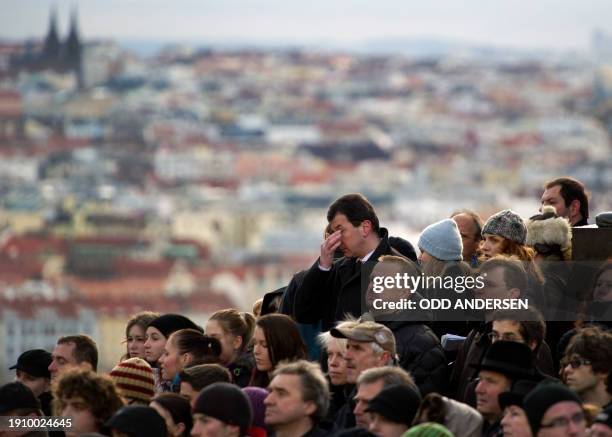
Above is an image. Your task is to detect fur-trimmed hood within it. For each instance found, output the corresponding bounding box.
[526,206,572,250]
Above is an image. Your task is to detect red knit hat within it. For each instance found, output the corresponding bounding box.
[110,358,155,403]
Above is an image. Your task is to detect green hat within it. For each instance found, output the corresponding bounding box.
[402,423,454,437]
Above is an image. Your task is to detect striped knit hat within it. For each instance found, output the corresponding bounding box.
[110,357,156,403]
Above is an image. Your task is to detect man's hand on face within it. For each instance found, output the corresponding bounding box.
[320,230,342,269]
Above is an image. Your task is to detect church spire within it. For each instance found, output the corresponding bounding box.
[43,6,61,59]
[64,5,83,86]
[64,5,81,60]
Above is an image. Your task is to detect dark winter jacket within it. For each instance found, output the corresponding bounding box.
[384,319,448,396]
[295,228,403,331]
[280,270,307,317]
[333,386,356,430]
[538,260,574,319]
[481,421,503,437]
[228,352,254,388]
[279,270,323,361]
[327,383,349,423]
[450,322,555,405]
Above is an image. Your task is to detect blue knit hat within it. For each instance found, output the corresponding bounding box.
[418,219,463,261]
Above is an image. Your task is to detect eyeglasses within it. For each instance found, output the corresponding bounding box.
[565,358,591,369]
[540,412,585,429]
[488,332,520,342]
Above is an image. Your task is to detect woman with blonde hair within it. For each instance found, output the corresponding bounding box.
[206,308,256,387]
[317,331,348,420]
[417,218,475,337]
[417,219,474,291]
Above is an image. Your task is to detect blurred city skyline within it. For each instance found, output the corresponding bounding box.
[3,0,612,52]
[2,0,612,377]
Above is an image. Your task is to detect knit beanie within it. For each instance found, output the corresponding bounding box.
[105,405,168,437]
[151,393,192,433]
[482,209,527,244]
[147,314,202,339]
[418,219,463,261]
[402,422,454,437]
[110,358,155,403]
[193,382,253,433]
[0,382,41,414]
[242,387,268,428]
[365,384,422,426]
[523,383,582,435]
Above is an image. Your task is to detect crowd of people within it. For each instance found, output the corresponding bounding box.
[1,176,612,437]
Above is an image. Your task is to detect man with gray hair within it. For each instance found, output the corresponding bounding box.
[329,317,398,428]
[353,366,420,430]
[264,360,330,437]
[330,317,397,385]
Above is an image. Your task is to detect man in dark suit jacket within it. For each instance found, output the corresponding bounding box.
[294,193,406,331]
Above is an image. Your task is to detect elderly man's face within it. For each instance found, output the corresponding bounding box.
[344,340,388,384]
[475,370,511,422]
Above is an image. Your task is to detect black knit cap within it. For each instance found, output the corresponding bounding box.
[193,382,253,433]
[523,383,582,434]
[105,405,168,437]
[151,393,193,433]
[365,384,422,426]
[147,314,202,339]
[0,382,41,414]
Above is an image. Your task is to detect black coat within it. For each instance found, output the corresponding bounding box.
[228,352,254,388]
[450,323,556,404]
[385,319,448,396]
[279,270,307,317]
[333,386,357,430]
[295,228,402,331]
[540,261,572,316]
[327,383,349,422]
